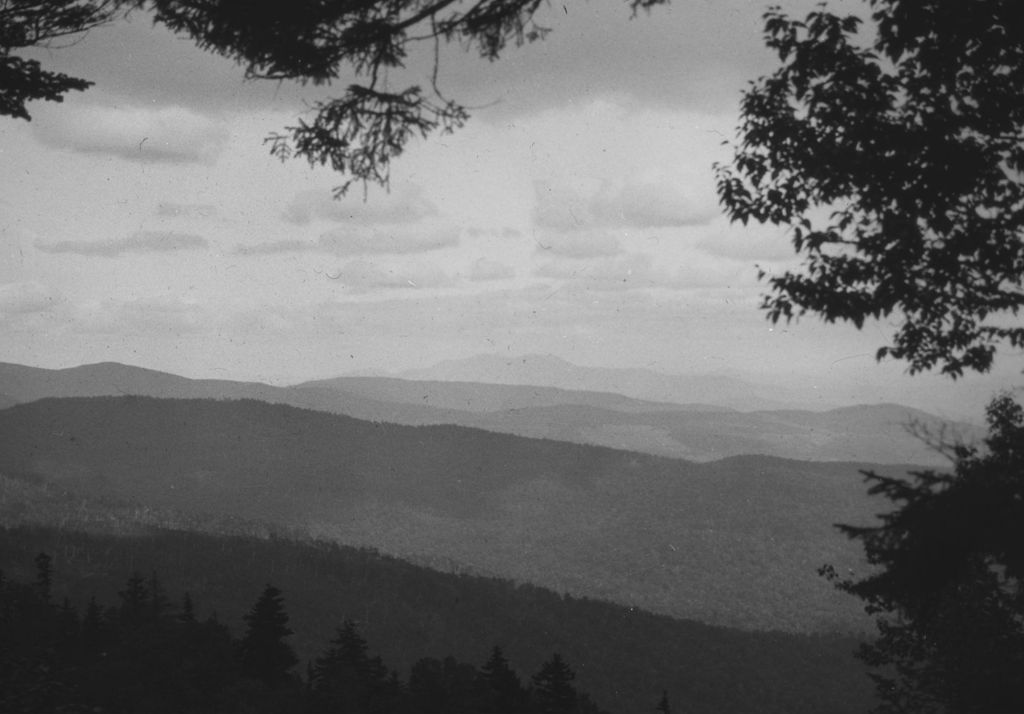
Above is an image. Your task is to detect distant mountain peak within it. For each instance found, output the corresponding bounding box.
[401,352,833,412]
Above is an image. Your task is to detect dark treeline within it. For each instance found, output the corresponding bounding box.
[1,552,612,714]
[0,524,873,714]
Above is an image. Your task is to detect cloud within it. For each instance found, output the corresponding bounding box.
[534,232,622,259]
[283,185,437,225]
[156,203,218,219]
[319,228,459,255]
[0,281,63,316]
[533,182,594,232]
[533,179,716,235]
[592,181,719,228]
[535,252,745,291]
[37,231,208,257]
[33,103,229,164]
[469,258,515,281]
[697,223,796,262]
[331,260,452,292]
[235,228,459,256]
[429,0,789,118]
[234,239,313,256]
[76,297,207,334]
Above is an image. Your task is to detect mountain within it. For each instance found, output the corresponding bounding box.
[0,360,449,424]
[295,375,727,414]
[399,353,833,411]
[295,376,978,466]
[1,362,976,464]
[0,395,903,631]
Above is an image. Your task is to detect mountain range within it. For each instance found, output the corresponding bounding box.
[1,393,901,631]
[399,353,833,411]
[0,360,980,465]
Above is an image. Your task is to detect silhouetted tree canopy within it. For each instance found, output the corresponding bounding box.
[823,394,1024,712]
[532,653,578,714]
[238,584,298,687]
[2,0,668,194]
[717,0,1024,376]
[0,1,119,120]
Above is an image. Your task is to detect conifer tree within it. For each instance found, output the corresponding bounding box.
[824,393,1024,712]
[237,584,298,688]
[34,552,52,604]
[532,653,578,714]
[118,571,149,628]
[311,619,392,713]
[480,645,527,714]
[656,689,672,714]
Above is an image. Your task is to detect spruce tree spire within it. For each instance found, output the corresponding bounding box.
[238,584,297,687]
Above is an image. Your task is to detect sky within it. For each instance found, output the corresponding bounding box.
[1,0,1021,420]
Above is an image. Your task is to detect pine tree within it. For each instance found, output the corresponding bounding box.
[532,653,578,714]
[237,584,297,688]
[118,571,149,628]
[480,646,527,714]
[656,690,672,714]
[34,552,53,605]
[311,619,392,713]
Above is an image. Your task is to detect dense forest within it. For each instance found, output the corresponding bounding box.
[1,549,612,714]
[0,395,883,630]
[0,523,874,714]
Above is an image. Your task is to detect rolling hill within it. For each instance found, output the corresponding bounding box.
[0,395,905,631]
[1,361,978,465]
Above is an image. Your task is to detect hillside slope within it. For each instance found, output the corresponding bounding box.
[0,523,873,714]
[0,396,906,630]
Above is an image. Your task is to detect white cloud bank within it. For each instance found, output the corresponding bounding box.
[33,102,229,165]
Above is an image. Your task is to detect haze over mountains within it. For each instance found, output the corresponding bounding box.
[0,356,978,632]
[0,359,980,465]
[400,353,833,411]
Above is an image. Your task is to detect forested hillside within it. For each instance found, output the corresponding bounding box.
[0,524,873,714]
[0,396,893,630]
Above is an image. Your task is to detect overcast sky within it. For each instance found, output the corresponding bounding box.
[1,0,1020,418]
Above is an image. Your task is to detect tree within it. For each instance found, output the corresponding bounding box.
[822,394,1024,712]
[237,584,298,688]
[4,0,668,195]
[0,1,120,120]
[33,552,52,604]
[716,0,1024,376]
[479,645,527,713]
[117,570,149,628]
[656,689,672,714]
[310,619,393,713]
[531,653,577,714]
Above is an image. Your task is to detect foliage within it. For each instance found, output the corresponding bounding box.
[716,0,1024,376]
[0,552,625,714]
[0,523,874,714]
[310,619,397,713]
[480,645,528,713]
[0,0,120,119]
[238,584,299,688]
[532,653,578,714]
[823,394,1024,712]
[3,0,669,194]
